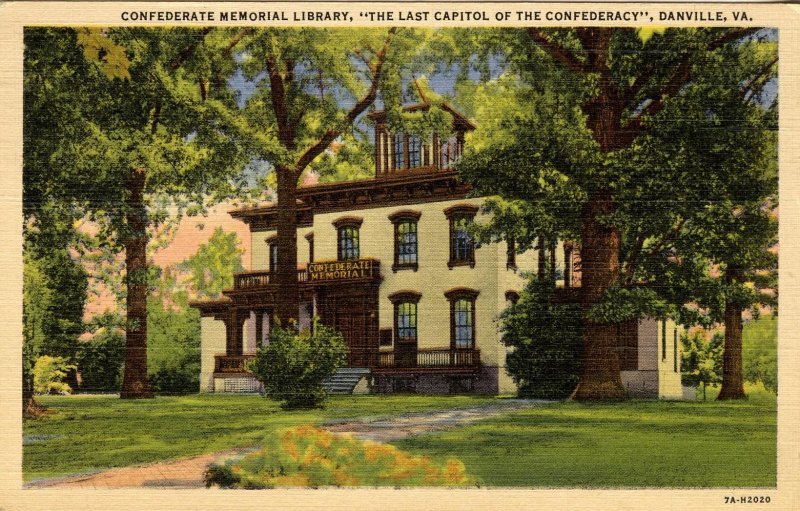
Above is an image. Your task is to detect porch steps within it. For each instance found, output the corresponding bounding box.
[323,367,371,394]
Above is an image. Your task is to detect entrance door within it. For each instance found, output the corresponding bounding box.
[318,286,379,368]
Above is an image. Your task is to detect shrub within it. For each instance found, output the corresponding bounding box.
[77,327,126,392]
[250,321,347,409]
[681,331,723,401]
[32,355,76,395]
[149,366,200,395]
[500,278,583,399]
[204,425,472,488]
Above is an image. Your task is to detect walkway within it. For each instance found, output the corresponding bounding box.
[25,399,549,489]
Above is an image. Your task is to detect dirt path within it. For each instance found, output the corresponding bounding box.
[25,399,548,489]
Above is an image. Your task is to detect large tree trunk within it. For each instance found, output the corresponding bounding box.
[22,364,45,418]
[573,189,626,400]
[120,168,154,399]
[572,80,627,400]
[273,168,300,326]
[718,268,746,400]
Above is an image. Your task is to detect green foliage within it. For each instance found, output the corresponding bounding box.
[394,397,776,487]
[178,227,244,299]
[23,246,87,362]
[33,356,76,395]
[204,425,471,488]
[680,331,723,400]
[450,28,778,331]
[146,295,201,395]
[77,325,126,392]
[23,394,496,481]
[250,321,347,409]
[500,278,582,399]
[743,316,777,392]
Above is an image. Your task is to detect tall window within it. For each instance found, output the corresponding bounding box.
[333,217,362,261]
[266,236,278,272]
[396,302,417,340]
[673,328,678,372]
[389,211,421,272]
[269,243,278,272]
[408,136,422,168]
[393,134,405,170]
[445,205,478,269]
[506,237,517,270]
[445,288,478,349]
[389,291,422,346]
[305,232,314,263]
[440,135,463,169]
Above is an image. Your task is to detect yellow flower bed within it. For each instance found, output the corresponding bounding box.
[204,425,471,488]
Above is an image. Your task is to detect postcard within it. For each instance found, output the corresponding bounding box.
[1,2,797,510]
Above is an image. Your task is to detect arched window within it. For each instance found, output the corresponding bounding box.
[333,217,363,261]
[505,290,520,305]
[445,288,479,349]
[389,210,422,272]
[388,291,422,346]
[444,205,479,268]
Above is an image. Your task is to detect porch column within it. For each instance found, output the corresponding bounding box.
[225,309,247,356]
[255,310,264,346]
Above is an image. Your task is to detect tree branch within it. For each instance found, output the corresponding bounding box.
[293,27,397,175]
[527,28,587,75]
[622,27,762,136]
[646,217,687,258]
[741,56,778,102]
[623,231,647,285]
[169,28,213,71]
[266,55,295,149]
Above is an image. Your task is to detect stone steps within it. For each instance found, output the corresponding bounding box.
[323,367,370,395]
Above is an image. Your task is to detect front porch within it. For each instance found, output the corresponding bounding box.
[211,346,482,378]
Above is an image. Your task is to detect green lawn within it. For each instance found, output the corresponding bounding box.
[23,393,495,481]
[393,386,777,488]
[24,389,777,487]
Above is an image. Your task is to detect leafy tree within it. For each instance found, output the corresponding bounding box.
[250,321,347,409]
[146,295,201,395]
[23,222,87,415]
[32,356,77,395]
[450,27,776,399]
[178,227,244,299]
[742,316,777,393]
[681,331,723,401]
[229,28,427,324]
[24,27,247,398]
[77,325,126,392]
[500,277,582,399]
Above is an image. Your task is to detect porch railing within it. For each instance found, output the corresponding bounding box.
[214,354,256,374]
[233,269,307,290]
[377,348,480,369]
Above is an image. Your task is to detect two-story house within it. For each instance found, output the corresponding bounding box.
[191,102,683,398]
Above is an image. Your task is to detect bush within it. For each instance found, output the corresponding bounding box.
[204,425,472,488]
[500,278,583,399]
[77,327,126,392]
[743,316,777,393]
[250,321,347,409]
[32,355,76,395]
[147,297,201,395]
[681,331,723,400]
[149,366,199,395]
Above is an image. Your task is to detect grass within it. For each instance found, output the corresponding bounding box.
[24,387,777,487]
[392,384,777,488]
[23,393,495,481]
